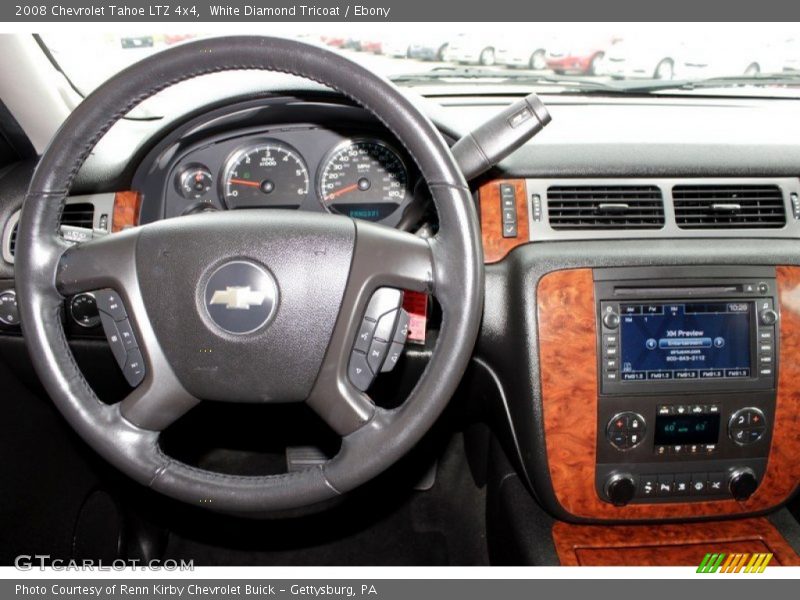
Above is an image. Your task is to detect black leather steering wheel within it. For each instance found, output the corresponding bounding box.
[14,37,483,514]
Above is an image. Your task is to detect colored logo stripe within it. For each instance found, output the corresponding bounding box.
[697,552,773,573]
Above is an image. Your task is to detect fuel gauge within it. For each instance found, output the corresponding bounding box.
[177,165,213,199]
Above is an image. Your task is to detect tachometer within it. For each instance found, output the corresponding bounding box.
[318,140,409,222]
[222,142,309,209]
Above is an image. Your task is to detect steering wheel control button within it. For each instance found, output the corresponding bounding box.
[69,293,101,328]
[122,348,146,387]
[381,341,405,373]
[203,261,279,335]
[95,289,127,321]
[354,319,376,353]
[116,319,137,350]
[606,412,646,450]
[393,310,410,343]
[729,407,767,446]
[100,312,128,367]
[0,290,20,326]
[373,309,400,342]
[367,339,389,373]
[348,351,373,392]
[364,287,403,322]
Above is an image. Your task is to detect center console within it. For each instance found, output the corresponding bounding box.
[593,267,778,506]
[536,264,800,522]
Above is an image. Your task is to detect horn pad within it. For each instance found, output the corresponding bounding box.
[135,210,355,403]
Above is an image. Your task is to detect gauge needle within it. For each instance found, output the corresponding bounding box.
[228,178,261,188]
[325,183,359,201]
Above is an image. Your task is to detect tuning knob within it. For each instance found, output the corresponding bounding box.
[605,473,636,506]
[729,468,759,501]
[759,309,778,326]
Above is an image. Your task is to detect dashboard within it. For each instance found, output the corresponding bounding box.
[3,89,800,529]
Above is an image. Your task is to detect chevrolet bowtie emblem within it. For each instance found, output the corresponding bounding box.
[209,286,268,310]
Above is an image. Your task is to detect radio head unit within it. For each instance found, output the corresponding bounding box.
[596,272,778,396]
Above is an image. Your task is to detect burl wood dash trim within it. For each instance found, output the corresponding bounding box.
[553,517,800,566]
[478,179,529,263]
[537,267,800,520]
[111,191,142,232]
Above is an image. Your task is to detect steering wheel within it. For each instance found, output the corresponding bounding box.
[14,37,483,514]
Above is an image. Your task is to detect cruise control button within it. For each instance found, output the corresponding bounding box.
[381,341,405,373]
[348,351,373,391]
[122,348,145,387]
[115,319,138,350]
[367,339,389,373]
[364,288,402,322]
[373,309,399,342]
[95,289,127,321]
[354,319,376,353]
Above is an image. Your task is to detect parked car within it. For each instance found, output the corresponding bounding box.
[407,38,449,61]
[381,35,410,58]
[495,39,551,70]
[120,35,153,49]
[546,39,612,75]
[444,33,499,66]
[674,39,784,79]
[360,39,383,54]
[600,36,678,79]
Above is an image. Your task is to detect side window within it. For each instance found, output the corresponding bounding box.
[0,100,36,169]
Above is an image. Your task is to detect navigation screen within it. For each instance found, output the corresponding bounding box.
[619,302,752,382]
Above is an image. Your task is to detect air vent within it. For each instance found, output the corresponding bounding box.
[60,203,95,229]
[547,185,664,230]
[673,185,786,229]
[8,203,95,257]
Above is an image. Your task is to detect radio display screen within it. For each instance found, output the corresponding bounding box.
[619,302,752,382]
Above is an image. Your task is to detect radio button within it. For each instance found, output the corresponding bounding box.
[758,282,770,295]
[759,367,773,376]
[603,334,618,346]
[606,359,618,370]
[759,355,773,364]
[759,308,778,326]
[602,311,620,329]
[758,329,773,341]
[604,371,618,382]
[605,346,618,357]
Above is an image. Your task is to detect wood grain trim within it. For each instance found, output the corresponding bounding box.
[537,267,800,520]
[553,517,800,566]
[111,191,142,232]
[478,179,529,263]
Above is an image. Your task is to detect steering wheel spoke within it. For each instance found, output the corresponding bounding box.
[57,232,200,431]
[306,222,434,437]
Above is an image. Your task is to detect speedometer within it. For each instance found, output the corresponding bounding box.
[318,140,409,222]
[221,142,309,209]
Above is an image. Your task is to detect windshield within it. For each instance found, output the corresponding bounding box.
[40,22,800,110]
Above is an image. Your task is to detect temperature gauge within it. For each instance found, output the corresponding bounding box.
[177,166,213,199]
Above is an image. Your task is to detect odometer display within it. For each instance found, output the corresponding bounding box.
[222,142,309,209]
[318,140,409,222]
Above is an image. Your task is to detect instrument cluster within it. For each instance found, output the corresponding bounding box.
[163,125,417,228]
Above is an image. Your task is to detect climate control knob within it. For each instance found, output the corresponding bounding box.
[728,468,759,501]
[605,474,636,506]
